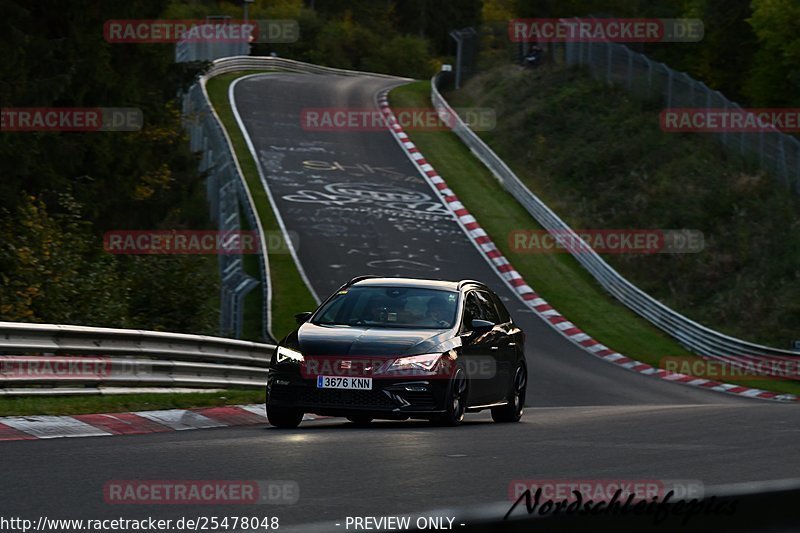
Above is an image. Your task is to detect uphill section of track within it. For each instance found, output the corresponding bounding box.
[231,72,749,407]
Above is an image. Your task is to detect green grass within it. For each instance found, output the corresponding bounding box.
[206,71,317,341]
[0,389,265,417]
[389,80,800,397]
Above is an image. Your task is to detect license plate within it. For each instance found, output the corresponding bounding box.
[316,376,372,390]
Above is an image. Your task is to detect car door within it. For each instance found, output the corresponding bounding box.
[473,290,510,403]
[459,291,494,405]
[487,291,518,397]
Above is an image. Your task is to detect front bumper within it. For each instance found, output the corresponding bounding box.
[267,371,449,418]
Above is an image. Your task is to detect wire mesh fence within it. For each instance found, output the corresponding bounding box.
[562,37,800,195]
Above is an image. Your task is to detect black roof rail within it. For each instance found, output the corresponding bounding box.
[457,279,487,290]
[344,275,380,288]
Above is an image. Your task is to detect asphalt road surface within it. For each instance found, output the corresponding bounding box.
[3,72,797,530]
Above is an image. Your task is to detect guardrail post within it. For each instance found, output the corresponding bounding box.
[796,142,800,194]
[450,30,464,90]
[626,47,634,90]
[665,64,673,108]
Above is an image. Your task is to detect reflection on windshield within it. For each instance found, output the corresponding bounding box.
[313,287,458,329]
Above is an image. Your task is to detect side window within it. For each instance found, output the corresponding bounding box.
[489,292,511,323]
[463,292,482,329]
[475,291,500,324]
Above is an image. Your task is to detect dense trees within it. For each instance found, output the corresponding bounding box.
[504,0,799,107]
[167,0,484,77]
[0,0,217,333]
[746,0,800,106]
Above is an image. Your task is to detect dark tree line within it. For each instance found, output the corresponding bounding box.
[509,0,800,106]
[0,0,217,332]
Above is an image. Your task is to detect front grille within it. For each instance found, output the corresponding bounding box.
[298,387,396,408]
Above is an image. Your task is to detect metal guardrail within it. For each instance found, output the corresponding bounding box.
[0,321,275,395]
[431,71,800,362]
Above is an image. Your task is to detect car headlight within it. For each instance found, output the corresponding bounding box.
[384,353,443,374]
[276,346,304,364]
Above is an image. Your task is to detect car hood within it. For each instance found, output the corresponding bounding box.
[291,323,454,357]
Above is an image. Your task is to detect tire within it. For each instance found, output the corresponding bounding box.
[346,415,373,426]
[431,364,468,427]
[492,363,526,423]
[266,405,303,428]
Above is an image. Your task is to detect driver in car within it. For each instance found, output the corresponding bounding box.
[422,296,452,327]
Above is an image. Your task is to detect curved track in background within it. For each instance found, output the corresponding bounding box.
[2,72,798,528]
[227,72,749,408]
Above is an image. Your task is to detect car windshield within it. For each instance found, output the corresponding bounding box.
[313,286,459,329]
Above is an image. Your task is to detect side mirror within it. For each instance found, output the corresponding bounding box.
[295,312,313,325]
[470,319,495,334]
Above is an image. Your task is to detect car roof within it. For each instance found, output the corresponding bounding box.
[348,277,486,292]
